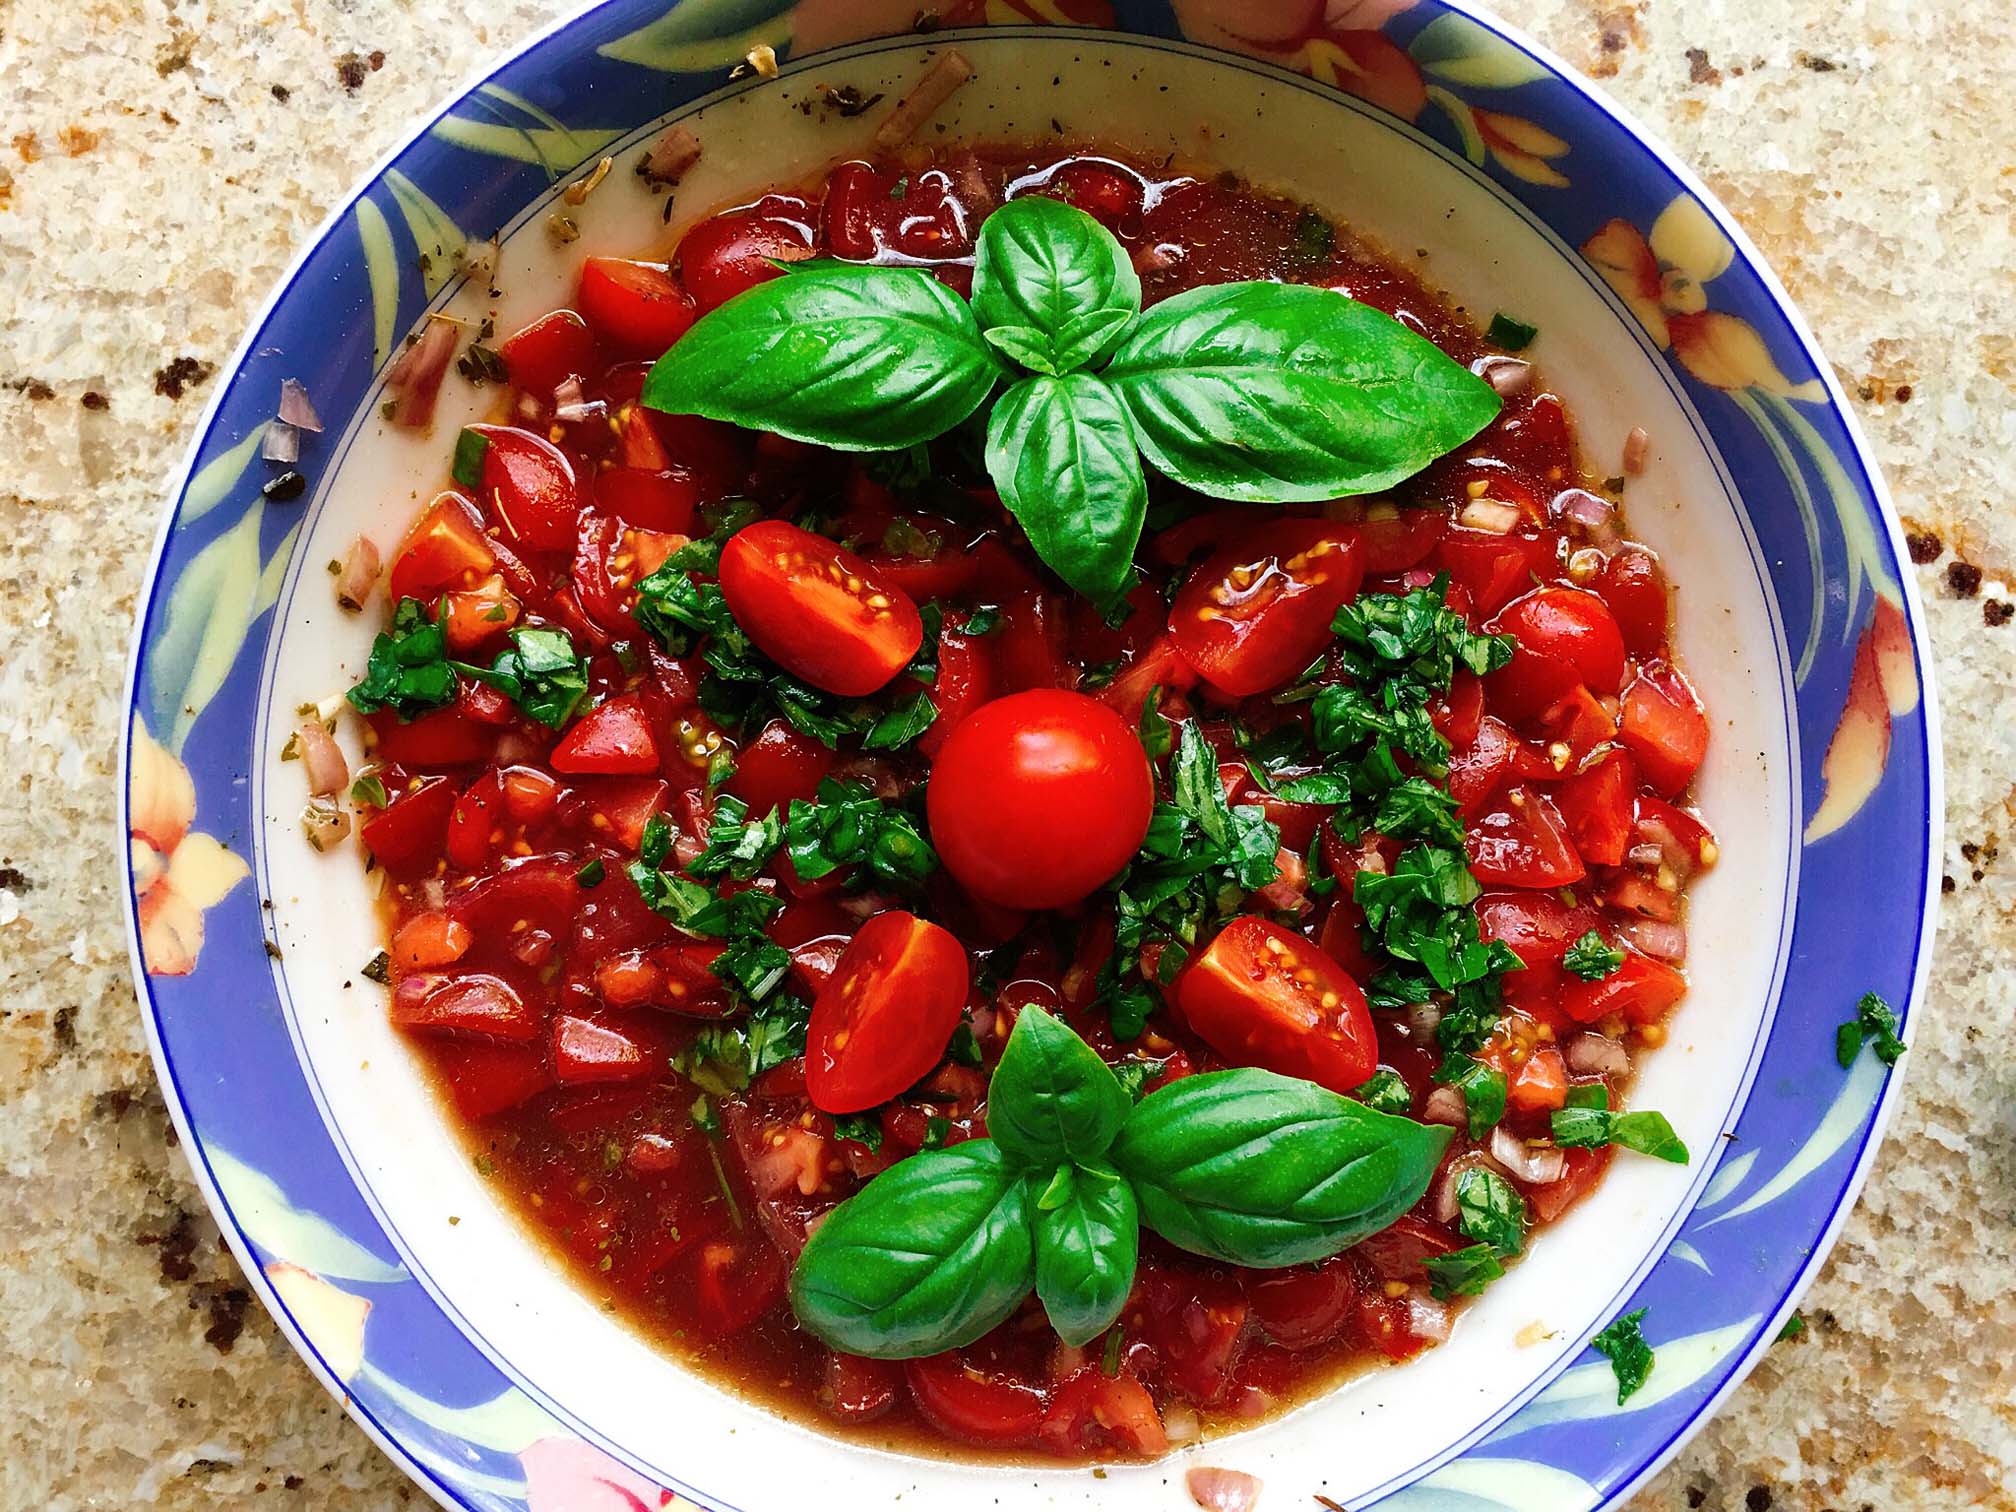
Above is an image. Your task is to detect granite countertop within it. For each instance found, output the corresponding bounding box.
[4,0,2012,1507]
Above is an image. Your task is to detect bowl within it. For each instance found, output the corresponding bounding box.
[122,3,1940,1508]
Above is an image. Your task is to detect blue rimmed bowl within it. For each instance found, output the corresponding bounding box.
[122,3,1939,1508]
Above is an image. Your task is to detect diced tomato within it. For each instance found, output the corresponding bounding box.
[1475,889,1599,971]
[1602,871,1683,922]
[1354,1291,1436,1362]
[446,770,505,870]
[576,775,668,851]
[1170,521,1364,697]
[455,679,516,727]
[1505,1045,1569,1111]
[551,695,660,775]
[593,466,703,535]
[552,1015,652,1083]
[726,719,836,817]
[500,764,562,825]
[1432,526,1559,618]
[388,493,496,603]
[996,590,1072,693]
[499,309,597,396]
[824,163,970,261]
[1435,669,1485,749]
[1596,546,1670,658]
[1540,684,1618,763]
[1635,794,1715,870]
[1466,786,1586,887]
[448,856,582,937]
[718,521,924,697]
[1528,1146,1612,1222]
[1354,507,1449,573]
[806,912,969,1113]
[1447,716,1554,818]
[391,911,472,969]
[1244,1257,1357,1351]
[1039,1369,1167,1459]
[1096,632,1198,723]
[576,257,698,354]
[391,971,541,1042]
[1486,586,1627,721]
[441,572,519,653]
[1025,160,1145,232]
[461,425,583,555]
[1552,747,1637,866]
[916,622,998,759]
[823,1354,900,1425]
[1315,892,1381,982]
[432,1040,554,1119]
[360,775,457,874]
[1258,794,1328,854]
[1619,661,1709,795]
[1352,1214,1462,1282]
[1133,1266,1249,1405]
[1562,949,1686,1025]
[906,1350,1046,1447]
[676,197,817,312]
[694,1238,787,1333]
[1179,919,1377,1093]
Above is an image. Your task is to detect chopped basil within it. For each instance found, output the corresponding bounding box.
[346,597,456,719]
[1836,991,1905,1069]
[1563,930,1625,981]
[1423,1241,1503,1299]
[575,858,606,887]
[1432,1053,1508,1138]
[1590,1307,1653,1402]
[1775,1312,1805,1343]
[960,605,1002,637]
[638,812,674,869]
[862,692,938,751]
[1109,1058,1170,1102]
[833,1112,884,1151]
[1487,311,1540,352]
[1550,1104,1689,1164]
[453,627,588,729]
[349,773,389,809]
[947,1022,984,1068]
[920,1115,952,1150]
[1354,845,1520,1054]
[1351,1068,1414,1116]
[359,951,392,985]
[1454,1167,1526,1257]
[1136,688,1173,760]
[674,995,811,1096]
[684,795,783,882]
[628,861,781,939]
[711,933,792,1002]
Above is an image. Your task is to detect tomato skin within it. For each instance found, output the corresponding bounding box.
[592,466,702,535]
[1179,917,1379,1093]
[1097,632,1199,724]
[1432,526,1559,618]
[389,493,496,603]
[915,621,997,759]
[1552,747,1637,866]
[1475,889,1598,1014]
[467,425,584,554]
[551,695,661,775]
[927,690,1154,911]
[391,971,541,1042]
[1485,586,1627,720]
[1170,521,1365,697]
[1562,949,1686,1026]
[823,1354,900,1425]
[718,521,924,698]
[1039,1369,1166,1458]
[726,718,836,817]
[1133,1265,1249,1405]
[677,197,817,312]
[1244,1256,1357,1351]
[1596,546,1670,658]
[1024,162,1145,233]
[806,912,969,1114]
[1354,507,1448,573]
[499,309,597,396]
[905,1352,1045,1448]
[433,1041,554,1119]
[576,257,698,354]
[1447,715,1554,818]
[1619,661,1709,795]
[996,590,1072,693]
[361,775,457,874]
[694,1238,787,1334]
[1465,785,1587,887]
[552,1015,653,1084]
[446,770,505,870]
[369,706,494,767]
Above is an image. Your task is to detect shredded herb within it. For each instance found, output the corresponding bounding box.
[1110,1058,1170,1102]
[1487,311,1540,352]
[1775,1312,1805,1343]
[684,794,783,882]
[862,692,938,750]
[349,773,389,809]
[1835,991,1905,1069]
[1432,1053,1508,1138]
[1550,1104,1689,1163]
[1563,929,1625,981]
[452,627,589,729]
[359,951,392,985]
[576,858,606,887]
[1454,1167,1526,1257]
[346,597,456,719]
[1424,1242,1503,1299]
[674,996,813,1097]
[1590,1308,1653,1402]
[832,1112,884,1151]
[784,778,937,888]
[1351,1068,1414,1116]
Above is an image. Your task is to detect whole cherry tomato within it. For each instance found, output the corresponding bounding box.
[1179,917,1378,1093]
[718,521,924,697]
[1170,520,1365,697]
[926,690,1154,910]
[805,911,969,1114]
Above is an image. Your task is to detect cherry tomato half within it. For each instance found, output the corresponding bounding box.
[576,257,698,355]
[498,309,597,396]
[905,1351,1045,1448]
[926,690,1154,911]
[463,425,583,554]
[1485,585,1627,721]
[1178,917,1378,1093]
[1170,521,1365,697]
[676,198,817,313]
[718,521,924,697]
[388,492,496,603]
[806,911,969,1114]
[1619,661,1709,795]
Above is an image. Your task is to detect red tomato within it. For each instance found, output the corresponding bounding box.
[361,776,457,874]
[1170,521,1365,697]
[718,521,924,698]
[1024,161,1145,233]
[1096,632,1199,723]
[1528,1146,1612,1222]
[926,690,1154,910]
[1355,507,1448,573]
[1133,1266,1249,1404]
[1039,1369,1167,1458]
[1596,546,1670,657]
[1539,684,1618,763]
[916,622,998,759]
[1316,893,1381,982]
[676,196,817,312]
[1245,1257,1357,1351]
[726,718,836,817]
[440,573,518,653]
[391,972,540,1042]
[576,257,697,354]
[905,1351,1045,1448]
[806,912,969,1113]
[1179,917,1378,1093]
[1466,786,1586,887]
[1353,1214,1463,1283]
[1447,716,1554,818]
[1432,526,1560,617]
[1562,950,1686,1025]
[448,857,582,937]
[1619,662,1709,795]
[498,309,596,396]
[824,163,970,261]
[1475,890,1598,972]
[551,695,660,775]
[996,590,1072,693]
[446,769,505,870]
[432,1041,553,1119]
[391,911,473,970]
[1504,1045,1568,1112]
[592,466,702,535]
[552,1015,652,1084]
[1485,586,1627,720]
[823,1354,900,1425]
[464,425,583,553]
[694,1238,787,1333]
[1552,747,1637,866]
[1436,669,1485,749]
[369,706,493,767]
[388,493,496,603]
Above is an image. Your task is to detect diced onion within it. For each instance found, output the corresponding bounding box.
[261,419,301,464]
[1491,1125,1566,1184]
[1185,1467,1263,1512]
[296,720,349,796]
[279,377,324,432]
[1566,1032,1630,1078]
[1627,842,1666,869]
[1474,355,1533,397]
[383,317,460,430]
[1162,1404,1202,1445]
[874,49,975,149]
[642,124,702,185]
[1404,1292,1453,1344]
[1623,425,1651,476]
[1458,497,1522,535]
[1621,917,1688,962]
[337,536,381,612]
[1554,488,1617,542]
[300,796,351,852]
[1422,1085,1466,1129]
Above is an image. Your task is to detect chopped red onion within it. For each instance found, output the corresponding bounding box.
[1622,917,1688,962]
[261,419,301,464]
[1185,1467,1263,1512]
[296,720,349,797]
[1422,1085,1466,1129]
[1404,1293,1453,1344]
[1434,1149,1508,1222]
[279,377,324,432]
[1162,1403,1201,1444]
[1406,1000,1444,1040]
[552,375,605,424]
[1627,842,1667,869]
[383,318,460,430]
[300,796,351,853]
[875,49,975,149]
[418,878,447,910]
[839,890,894,920]
[1635,810,1697,878]
[1566,1033,1630,1078]
[1491,1125,1566,1184]
[642,125,702,186]
[337,536,381,612]
[1623,425,1651,476]
[1474,355,1533,397]
[1554,487,1616,534]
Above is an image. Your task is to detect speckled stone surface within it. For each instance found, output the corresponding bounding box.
[2,1,2011,1508]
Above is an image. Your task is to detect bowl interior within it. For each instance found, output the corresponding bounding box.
[254,30,1793,1508]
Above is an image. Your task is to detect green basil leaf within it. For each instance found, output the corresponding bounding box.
[1432,1053,1508,1139]
[984,324,1063,376]
[861,692,937,751]
[1424,1241,1503,1299]
[1550,1106,1690,1164]
[450,427,489,490]
[1591,1307,1654,1402]
[789,1140,1034,1359]
[987,1005,1133,1169]
[971,195,1141,371]
[1454,1167,1526,1257]
[1103,282,1500,501]
[1563,929,1625,981]
[985,372,1147,600]
[1033,1160,1139,1347]
[1110,1067,1451,1267]
[643,262,999,451]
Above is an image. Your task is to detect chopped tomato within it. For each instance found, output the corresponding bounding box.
[552,1015,653,1083]
[694,1238,787,1333]
[391,972,540,1042]
[441,572,519,653]
[1133,1266,1249,1404]
[824,164,970,261]
[1352,1214,1463,1281]
[1245,1257,1357,1351]
[1095,632,1198,722]
[1436,669,1485,749]
[391,911,472,970]
[1528,1146,1612,1222]
[446,769,505,870]
[369,705,494,768]
[576,257,698,354]
[1552,747,1637,866]
[1619,661,1709,795]
[1179,917,1377,1093]
[1039,1369,1167,1459]
[1486,586,1627,720]
[500,764,562,825]
[916,621,997,758]
[1025,160,1145,231]
[1562,950,1686,1025]
[906,1351,1046,1448]
[432,1041,553,1119]
[463,425,583,553]
[1596,546,1670,657]
[823,1354,900,1425]
[676,197,817,312]
[1447,716,1555,817]
[806,912,969,1113]
[725,719,836,817]
[388,493,496,603]
[1466,786,1586,887]
[499,309,597,396]
[551,695,660,775]
[578,775,669,851]
[996,590,1072,693]
[1170,521,1365,697]
[361,775,457,874]
[592,466,703,535]
[718,520,924,697]
[1432,526,1559,617]
[1504,1045,1569,1111]
[1354,507,1449,573]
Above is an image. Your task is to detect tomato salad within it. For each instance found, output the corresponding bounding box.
[326,145,1716,1462]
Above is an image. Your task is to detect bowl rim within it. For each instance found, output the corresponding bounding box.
[119,2,1943,1507]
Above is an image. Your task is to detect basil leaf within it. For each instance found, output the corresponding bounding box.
[862,692,937,751]
[985,324,1061,375]
[987,1005,1132,1169]
[1352,1068,1413,1116]
[971,196,1141,372]
[1432,1053,1508,1139]
[347,597,456,719]
[1033,1161,1139,1347]
[985,372,1147,600]
[1591,1307,1654,1402]
[643,262,999,451]
[1103,282,1500,502]
[789,1140,1035,1359]
[1424,1241,1503,1299]
[1550,1105,1690,1164]
[1563,929,1625,981]
[1110,1067,1451,1267]
[1454,1167,1526,1257]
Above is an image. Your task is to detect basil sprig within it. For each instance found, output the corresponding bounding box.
[645,197,1499,601]
[789,1006,1449,1358]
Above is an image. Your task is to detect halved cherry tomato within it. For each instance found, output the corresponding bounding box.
[823,1354,900,1425]
[1467,786,1586,888]
[1179,917,1378,1093]
[1039,1369,1166,1458]
[1485,586,1627,721]
[432,1041,553,1119]
[446,769,505,869]
[369,706,494,767]
[1596,546,1670,657]
[1436,669,1485,749]
[1552,747,1636,866]
[1022,160,1145,232]
[718,520,924,697]
[1539,684,1618,762]
[725,719,836,818]
[1245,1256,1357,1351]
[996,589,1072,693]
[677,198,818,312]
[390,971,540,1042]
[576,257,698,354]
[1619,661,1709,795]
[1431,526,1560,618]
[1447,716,1555,817]
[499,309,597,396]
[1352,1213,1463,1282]
[463,425,582,553]
[1096,632,1199,723]
[551,695,660,775]
[360,775,457,874]
[1562,949,1686,1026]
[1170,521,1365,697]
[448,857,582,937]
[824,163,970,261]
[806,911,969,1113]
[1132,1265,1249,1404]
[388,492,495,603]
[905,1351,1046,1448]
[694,1237,787,1333]
[927,690,1154,911]
[552,1015,652,1083]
